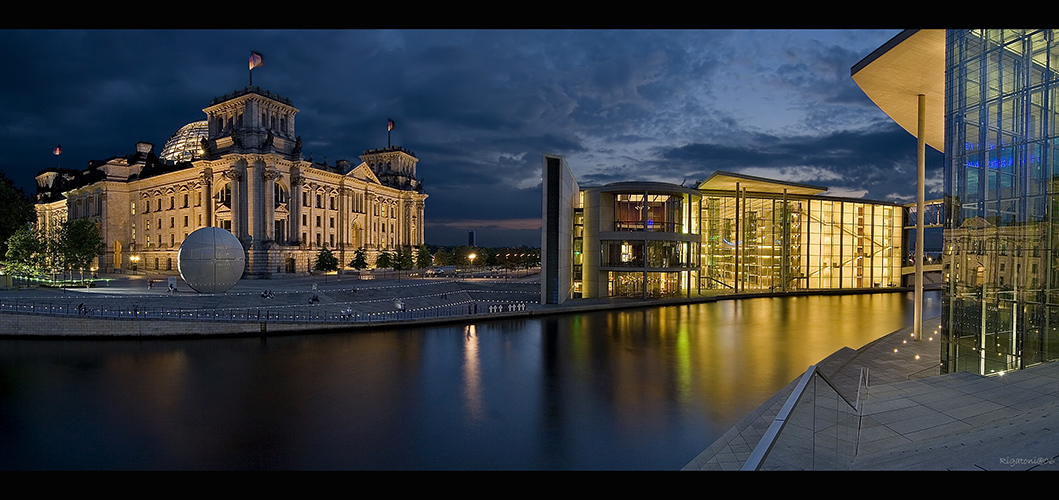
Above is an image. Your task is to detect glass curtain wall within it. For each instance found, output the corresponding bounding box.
[701,193,901,293]
[600,189,701,298]
[943,29,1059,375]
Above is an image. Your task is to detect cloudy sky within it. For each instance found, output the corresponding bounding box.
[0,29,943,247]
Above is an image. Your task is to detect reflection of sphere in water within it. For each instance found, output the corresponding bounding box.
[177,227,245,293]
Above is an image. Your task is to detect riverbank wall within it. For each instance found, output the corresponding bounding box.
[0,282,931,338]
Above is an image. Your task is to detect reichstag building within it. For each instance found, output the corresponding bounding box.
[35,86,427,277]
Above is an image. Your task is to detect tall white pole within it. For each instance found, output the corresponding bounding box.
[916,94,926,342]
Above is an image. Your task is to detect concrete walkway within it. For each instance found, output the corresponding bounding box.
[684,317,1059,470]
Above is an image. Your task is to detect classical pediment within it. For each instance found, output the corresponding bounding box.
[346,162,380,184]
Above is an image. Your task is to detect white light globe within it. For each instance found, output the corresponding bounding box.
[177,227,245,293]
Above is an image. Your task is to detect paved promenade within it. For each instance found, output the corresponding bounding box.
[1,272,916,337]
[684,317,1059,471]
[0,271,547,336]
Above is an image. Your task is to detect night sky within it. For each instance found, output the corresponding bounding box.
[0,29,944,247]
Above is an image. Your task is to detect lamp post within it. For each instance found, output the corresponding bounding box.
[469,253,476,277]
[130,254,140,273]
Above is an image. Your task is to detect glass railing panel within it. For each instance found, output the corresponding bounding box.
[747,366,862,470]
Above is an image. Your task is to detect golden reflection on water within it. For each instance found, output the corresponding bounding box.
[0,291,939,469]
[463,325,483,420]
[559,292,935,428]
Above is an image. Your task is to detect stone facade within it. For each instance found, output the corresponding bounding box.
[35,86,427,277]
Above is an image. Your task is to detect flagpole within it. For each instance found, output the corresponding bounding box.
[248,51,263,87]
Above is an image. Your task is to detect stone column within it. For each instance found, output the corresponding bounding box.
[223,168,243,238]
[246,159,261,243]
[416,201,425,246]
[290,172,303,245]
[338,186,350,265]
[263,168,281,241]
[200,168,213,228]
[366,193,376,248]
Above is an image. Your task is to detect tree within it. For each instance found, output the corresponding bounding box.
[415,245,432,270]
[394,246,414,271]
[314,247,339,273]
[433,248,452,266]
[0,172,35,258]
[375,250,393,269]
[482,248,498,267]
[4,225,46,277]
[454,245,476,268]
[496,247,519,271]
[349,247,368,271]
[57,218,106,283]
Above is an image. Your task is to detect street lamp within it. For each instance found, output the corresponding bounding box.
[130,255,140,273]
[469,253,476,274]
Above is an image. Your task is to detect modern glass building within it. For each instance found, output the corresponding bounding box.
[856,29,1059,375]
[944,30,1059,374]
[578,181,702,299]
[542,155,905,303]
[699,172,903,293]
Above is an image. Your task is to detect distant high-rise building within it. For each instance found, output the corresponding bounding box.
[468,230,476,247]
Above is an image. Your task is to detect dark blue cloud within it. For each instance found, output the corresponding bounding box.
[0,29,906,246]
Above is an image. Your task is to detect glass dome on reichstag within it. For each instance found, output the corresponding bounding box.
[159,120,208,162]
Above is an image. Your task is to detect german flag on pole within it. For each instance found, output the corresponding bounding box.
[249,51,264,70]
[388,118,395,131]
[53,144,62,155]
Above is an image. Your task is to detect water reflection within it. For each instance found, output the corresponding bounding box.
[0,291,939,470]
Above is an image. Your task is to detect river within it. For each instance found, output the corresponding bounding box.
[0,290,940,470]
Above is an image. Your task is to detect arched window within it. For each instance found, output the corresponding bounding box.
[275,182,288,206]
[218,183,232,206]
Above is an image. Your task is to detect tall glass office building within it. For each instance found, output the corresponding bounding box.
[943,29,1059,374]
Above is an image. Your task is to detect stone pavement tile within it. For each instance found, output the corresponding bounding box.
[864,385,919,402]
[854,396,1059,470]
[950,378,1004,395]
[904,419,973,442]
[912,393,986,414]
[883,410,960,436]
[864,402,940,426]
[914,392,984,413]
[939,398,1006,420]
[862,394,921,413]
[1005,393,1058,411]
[982,387,1051,408]
[857,419,914,448]
[706,452,743,471]
[961,406,1023,427]
[1006,374,1059,393]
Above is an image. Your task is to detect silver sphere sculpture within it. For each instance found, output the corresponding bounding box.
[177,227,245,293]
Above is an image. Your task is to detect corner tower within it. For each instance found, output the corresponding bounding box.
[360,146,421,191]
[202,87,302,159]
